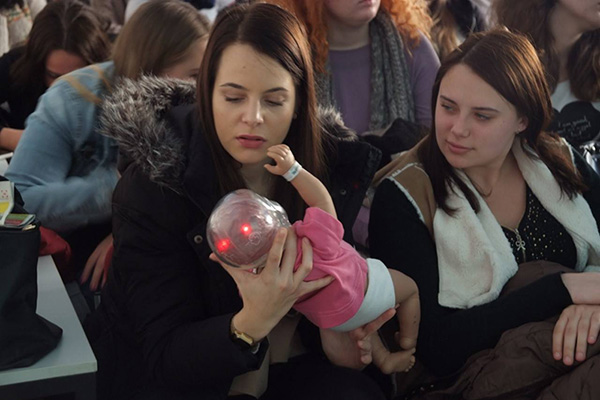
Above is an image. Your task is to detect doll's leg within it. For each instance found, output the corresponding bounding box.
[388,269,420,351]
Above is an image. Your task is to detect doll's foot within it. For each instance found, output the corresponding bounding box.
[404,355,416,372]
[372,334,416,374]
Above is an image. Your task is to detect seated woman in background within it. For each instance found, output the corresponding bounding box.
[0,0,110,151]
[494,0,600,170]
[85,3,395,399]
[370,29,600,391]
[5,0,210,296]
[267,0,440,249]
[270,0,439,134]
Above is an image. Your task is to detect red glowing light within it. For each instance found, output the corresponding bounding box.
[241,223,252,235]
[217,238,231,252]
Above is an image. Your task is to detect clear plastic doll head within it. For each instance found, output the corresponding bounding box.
[207,189,291,269]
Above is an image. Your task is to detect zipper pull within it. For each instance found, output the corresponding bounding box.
[513,228,526,262]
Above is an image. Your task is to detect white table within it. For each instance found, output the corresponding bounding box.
[0,256,97,399]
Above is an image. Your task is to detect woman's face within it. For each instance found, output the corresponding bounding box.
[212,43,296,168]
[554,0,600,33]
[44,49,87,86]
[435,64,527,173]
[324,0,381,28]
[160,37,208,81]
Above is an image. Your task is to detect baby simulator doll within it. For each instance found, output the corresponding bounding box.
[207,144,420,373]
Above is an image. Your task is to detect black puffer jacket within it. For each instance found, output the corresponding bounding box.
[84,76,381,400]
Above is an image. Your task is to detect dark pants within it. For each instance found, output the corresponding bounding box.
[131,355,388,400]
[259,354,387,400]
[87,313,388,400]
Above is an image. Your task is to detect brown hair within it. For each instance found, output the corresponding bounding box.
[265,0,432,73]
[494,0,599,101]
[196,2,324,221]
[112,0,210,79]
[10,0,111,90]
[428,0,459,62]
[419,29,586,214]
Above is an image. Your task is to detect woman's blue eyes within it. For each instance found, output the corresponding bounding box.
[441,104,491,121]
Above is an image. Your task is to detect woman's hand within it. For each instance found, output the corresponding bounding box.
[210,228,333,342]
[553,304,600,365]
[80,233,113,291]
[320,308,396,370]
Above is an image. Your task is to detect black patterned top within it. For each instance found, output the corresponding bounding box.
[502,186,577,268]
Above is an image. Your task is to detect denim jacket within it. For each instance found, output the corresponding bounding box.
[6,61,119,232]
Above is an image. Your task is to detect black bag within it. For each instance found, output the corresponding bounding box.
[0,178,62,371]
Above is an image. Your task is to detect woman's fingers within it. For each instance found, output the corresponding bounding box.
[349,308,397,342]
[298,275,334,298]
[295,238,334,297]
[358,339,372,365]
[263,228,289,277]
[210,253,251,286]
[278,228,297,277]
[553,312,567,361]
[589,311,600,344]
[90,256,104,291]
[562,317,577,365]
[81,246,101,284]
[362,308,397,338]
[575,313,590,362]
[294,238,313,281]
[552,305,600,365]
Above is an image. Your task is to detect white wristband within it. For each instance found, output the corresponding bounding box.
[282,161,302,181]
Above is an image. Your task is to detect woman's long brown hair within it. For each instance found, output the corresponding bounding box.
[494,0,599,102]
[419,29,587,214]
[10,0,110,91]
[196,3,325,221]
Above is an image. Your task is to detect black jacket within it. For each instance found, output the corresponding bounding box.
[84,76,381,399]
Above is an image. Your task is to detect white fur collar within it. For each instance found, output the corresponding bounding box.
[435,139,600,309]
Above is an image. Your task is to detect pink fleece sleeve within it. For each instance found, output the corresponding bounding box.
[292,208,368,329]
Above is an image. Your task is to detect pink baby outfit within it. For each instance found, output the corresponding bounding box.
[292,207,368,329]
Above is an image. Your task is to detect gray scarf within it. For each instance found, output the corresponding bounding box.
[316,10,415,132]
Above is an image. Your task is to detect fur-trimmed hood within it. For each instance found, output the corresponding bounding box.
[99,76,196,188]
[99,75,358,189]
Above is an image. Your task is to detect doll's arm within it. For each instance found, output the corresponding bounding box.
[265,144,336,218]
